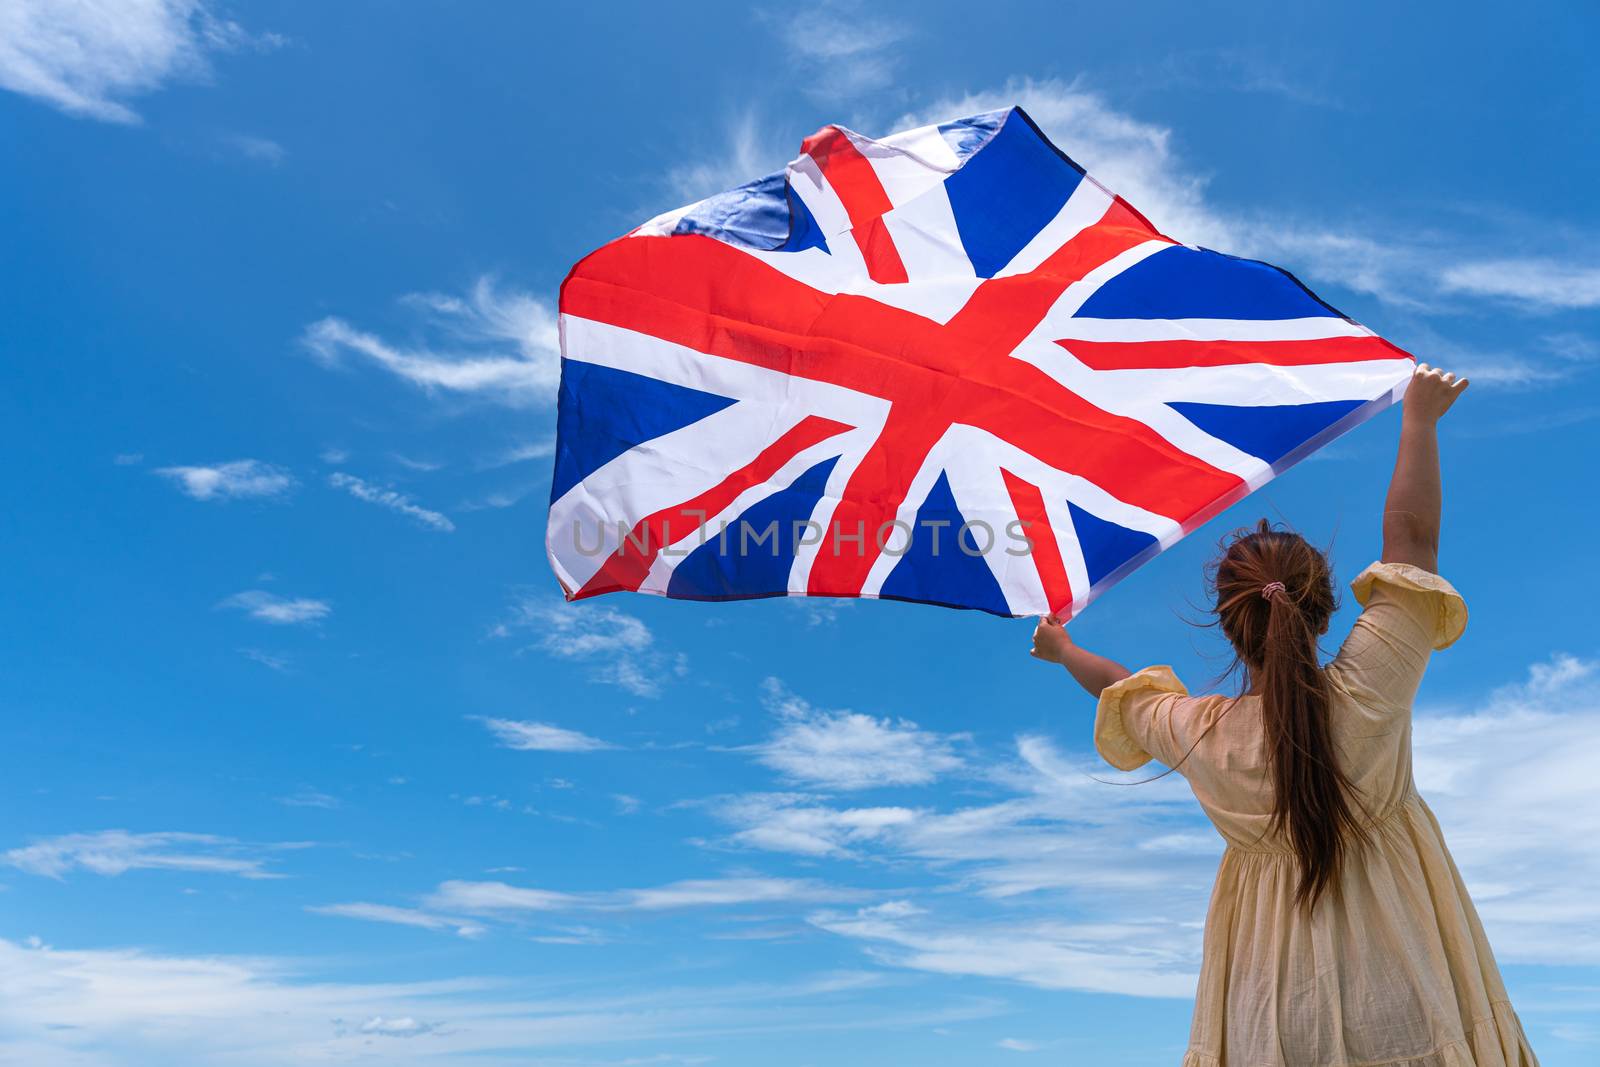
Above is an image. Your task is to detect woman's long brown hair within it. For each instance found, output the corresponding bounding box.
[1210,520,1365,908]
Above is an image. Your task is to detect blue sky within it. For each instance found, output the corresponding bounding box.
[3,1,1599,1063]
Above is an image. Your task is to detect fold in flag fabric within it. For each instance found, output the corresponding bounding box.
[548,106,1414,618]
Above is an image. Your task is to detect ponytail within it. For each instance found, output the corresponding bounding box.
[1211,520,1365,909]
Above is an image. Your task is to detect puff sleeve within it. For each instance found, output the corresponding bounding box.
[1094,665,1190,771]
[1330,562,1468,711]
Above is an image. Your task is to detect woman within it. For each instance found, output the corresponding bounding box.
[1030,364,1538,1067]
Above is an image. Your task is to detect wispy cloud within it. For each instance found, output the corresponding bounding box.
[808,901,1198,998]
[303,276,559,406]
[357,1015,438,1038]
[666,110,787,204]
[421,875,862,918]
[221,132,285,165]
[712,793,921,858]
[218,590,330,625]
[154,459,294,501]
[1412,654,1600,964]
[306,902,485,939]
[4,830,280,880]
[328,472,454,532]
[750,679,966,790]
[767,2,909,103]
[316,875,865,942]
[0,936,988,1064]
[239,647,291,671]
[480,439,554,470]
[1438,258,1600,311]
[277,787,340,810]
[0,0,284,124]
[425,879,582,914]
[476,717,615,752]
[493,596,680,698]
[1541,331,1600,364]
[1142,48,1340,108]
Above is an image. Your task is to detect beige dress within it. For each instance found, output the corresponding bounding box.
[1095,562,1539,1067]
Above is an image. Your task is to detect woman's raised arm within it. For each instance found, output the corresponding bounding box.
[1030,615,1133,697]
[1381,363,1469,573]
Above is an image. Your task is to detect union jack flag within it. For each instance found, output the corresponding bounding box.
[547,107,1412,618]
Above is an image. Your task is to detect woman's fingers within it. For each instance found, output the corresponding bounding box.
[1029,613,1074,664]
[1405,362,1470,419]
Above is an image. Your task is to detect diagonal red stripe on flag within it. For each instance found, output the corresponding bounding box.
[574,414,853,600]
[1000,468,1074,617]
[802,127,909,285]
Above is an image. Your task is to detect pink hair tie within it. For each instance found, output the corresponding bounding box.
[1261,581,1287,601]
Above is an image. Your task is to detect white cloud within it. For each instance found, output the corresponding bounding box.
[998,1037,1041,1052]
[306,903,485,940]
[480,439,554,470]
[622,877,858,911]
[222,132,285,165]
[238,647,290,671]
[809,901,1197,999]
[317,875,865,934]
[424,880,581,914]
[713,793,921,857]
[4,830,278,880]
[0,0,283,123]
[751,679,965,790]
[1541,331,1600,364]
[218,589,330,625]
[666,109,792,204]
[769,2,908,102]
[1438,258,1600,310]
[303,276,559,406]
[493,597,671,698]
[328,472,454,532]
[1143,48,1338,108]
[154,459,293,501]
[536,604,653,658]
[358,1015,437,1037]
[276,787,339,810]
[477,717,614,752]
[0,936,988,1065]
[1412,654,1600,964]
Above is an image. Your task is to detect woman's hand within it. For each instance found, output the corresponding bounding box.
[1029,614,1074,665]
[1403,362,1469,424]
